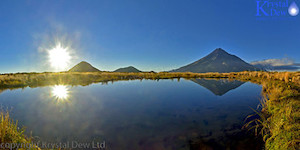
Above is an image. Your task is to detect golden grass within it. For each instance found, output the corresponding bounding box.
[259,81,299,150]
[0,71,299,89]
[0,111,39,150]
[244,78,300,150]
[0,71,299,149]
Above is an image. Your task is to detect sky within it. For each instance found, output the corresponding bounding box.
[0,0,299,73]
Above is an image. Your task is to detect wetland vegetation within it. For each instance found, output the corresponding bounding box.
[0,71,299,149]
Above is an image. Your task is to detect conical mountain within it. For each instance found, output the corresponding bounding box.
[69,61,100,72]
[172,48,259,73]
[114,66,141,73]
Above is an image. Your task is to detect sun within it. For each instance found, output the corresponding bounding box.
[51,85,69,100]
[48,43,71,70]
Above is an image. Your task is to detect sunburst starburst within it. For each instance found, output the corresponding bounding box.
[48,43,71,70]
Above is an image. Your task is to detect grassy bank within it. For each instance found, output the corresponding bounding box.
[0,71,299,149]
[0,71,299,88]
[0,111,38,150]
[260,80,299,149]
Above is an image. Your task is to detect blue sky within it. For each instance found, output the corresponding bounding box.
[0,0,299,73]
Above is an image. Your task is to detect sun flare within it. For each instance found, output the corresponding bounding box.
[51,85,69,100]
[48,43,71,70]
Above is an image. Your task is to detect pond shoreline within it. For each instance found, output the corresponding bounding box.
[0,71,299,149]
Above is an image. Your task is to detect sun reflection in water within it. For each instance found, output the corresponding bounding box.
[51,85,69,100]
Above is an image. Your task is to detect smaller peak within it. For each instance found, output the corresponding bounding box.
[69,61,100,72]
[77,61,94,66]
[79,61,89,64]
[114,66,141,72]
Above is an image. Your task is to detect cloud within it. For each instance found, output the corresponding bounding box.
[251,58,300,71]
[251,58,294,66]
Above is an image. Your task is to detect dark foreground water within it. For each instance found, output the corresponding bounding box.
[0,79,263,149]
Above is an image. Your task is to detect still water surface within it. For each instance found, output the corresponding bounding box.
[0,79,263,149]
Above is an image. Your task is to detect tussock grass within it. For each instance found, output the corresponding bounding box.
[0,71,299,149]
[1,111,26,143]
[0,71,299,89]
[245,80,300,150]
[0,111,38,150]
[261,82,300,150]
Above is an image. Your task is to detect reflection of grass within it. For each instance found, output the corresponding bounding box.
[0,71,299,149]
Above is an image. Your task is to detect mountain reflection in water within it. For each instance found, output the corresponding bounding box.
[0,79,263,150]
[191,78,245,96]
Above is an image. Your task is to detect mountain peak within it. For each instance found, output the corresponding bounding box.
[69,61,100,72]
[171,48,259,73]
[77,61,89,65]
[79,61,88,63]
[114,66,141,73]
[211,48,228,54]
